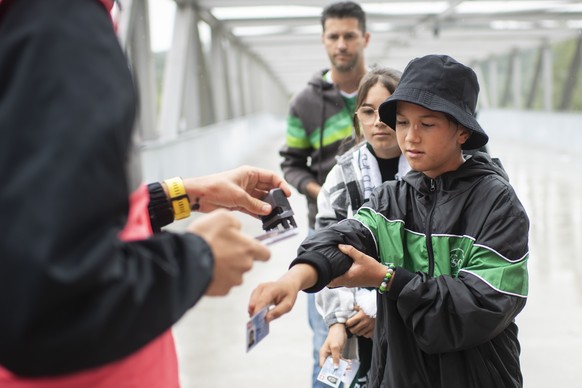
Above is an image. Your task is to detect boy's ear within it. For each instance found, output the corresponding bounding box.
[458,126,471,146]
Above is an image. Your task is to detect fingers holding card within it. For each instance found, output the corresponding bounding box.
[317,357,348,388]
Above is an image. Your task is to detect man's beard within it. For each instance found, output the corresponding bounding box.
[331,52,359,73]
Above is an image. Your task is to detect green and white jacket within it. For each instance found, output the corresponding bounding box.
[292,152,529,388]
[315,142,409,327]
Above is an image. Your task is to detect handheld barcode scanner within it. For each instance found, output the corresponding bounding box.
[256,188,299,245]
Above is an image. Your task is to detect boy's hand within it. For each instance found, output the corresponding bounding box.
[248,263,318,322]
[328,244,385,289]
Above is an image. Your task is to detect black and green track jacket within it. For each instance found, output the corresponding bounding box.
[279,70,355,228]
[291,152,529,387]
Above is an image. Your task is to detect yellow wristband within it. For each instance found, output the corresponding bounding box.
[163,177,191,220]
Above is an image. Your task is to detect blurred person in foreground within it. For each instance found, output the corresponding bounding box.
[0,0,289,387]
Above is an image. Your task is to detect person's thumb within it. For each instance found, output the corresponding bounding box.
[242,195,272,216]
[338,244,361,261]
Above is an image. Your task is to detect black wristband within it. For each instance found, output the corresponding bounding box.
[147,182,174,232]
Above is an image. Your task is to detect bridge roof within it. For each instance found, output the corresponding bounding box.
[194,0,582,95]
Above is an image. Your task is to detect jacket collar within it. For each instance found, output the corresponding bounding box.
[403,151,507,195]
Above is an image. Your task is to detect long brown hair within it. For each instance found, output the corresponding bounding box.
[353,67,402,143]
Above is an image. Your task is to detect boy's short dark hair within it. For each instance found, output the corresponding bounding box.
[321,1,367,33]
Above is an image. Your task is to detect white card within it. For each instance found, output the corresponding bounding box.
[341,359,360,387]
[317,356,348,388]
[255,227,299,245]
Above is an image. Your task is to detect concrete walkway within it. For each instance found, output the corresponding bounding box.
[168,134,313,387]
[166,113,582,387]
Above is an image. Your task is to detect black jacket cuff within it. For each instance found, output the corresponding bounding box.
[386,267,415,301]
[290,251,333,293]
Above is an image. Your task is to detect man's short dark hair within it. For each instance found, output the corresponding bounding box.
[321,1,367,33]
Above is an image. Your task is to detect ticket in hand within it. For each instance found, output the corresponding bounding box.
[246,305,270,353]
[317,356,348,388]
[255,227,299,245]
[341,359,360,387]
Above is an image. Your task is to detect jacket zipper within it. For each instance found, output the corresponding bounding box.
[426,178,437,276]
[317,86,326,184]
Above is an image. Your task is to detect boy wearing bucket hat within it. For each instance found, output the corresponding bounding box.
[249,54,529,387]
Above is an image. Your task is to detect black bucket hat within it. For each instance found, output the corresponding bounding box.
[378,55,488,150]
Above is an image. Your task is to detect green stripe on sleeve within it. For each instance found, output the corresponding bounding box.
[355,208,528,296]
[286,115,310,149]
[308,111,353,149]
[461,246,529,296]
[353,208,414,267]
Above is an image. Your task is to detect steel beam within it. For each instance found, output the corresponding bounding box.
[117,0,158,140]
[559,35,582,111]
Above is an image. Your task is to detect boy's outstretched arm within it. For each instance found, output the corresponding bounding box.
[248,264,318,322]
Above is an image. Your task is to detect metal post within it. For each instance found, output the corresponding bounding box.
[117,0,158,140]
[210,27,233,121]
[158,3,194,138]
[559,35,582,111]
[488,56,498,108]
[542,43,553,111]
[526,45,544,110]
[512,50,522,109]
[473,62,490,111]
